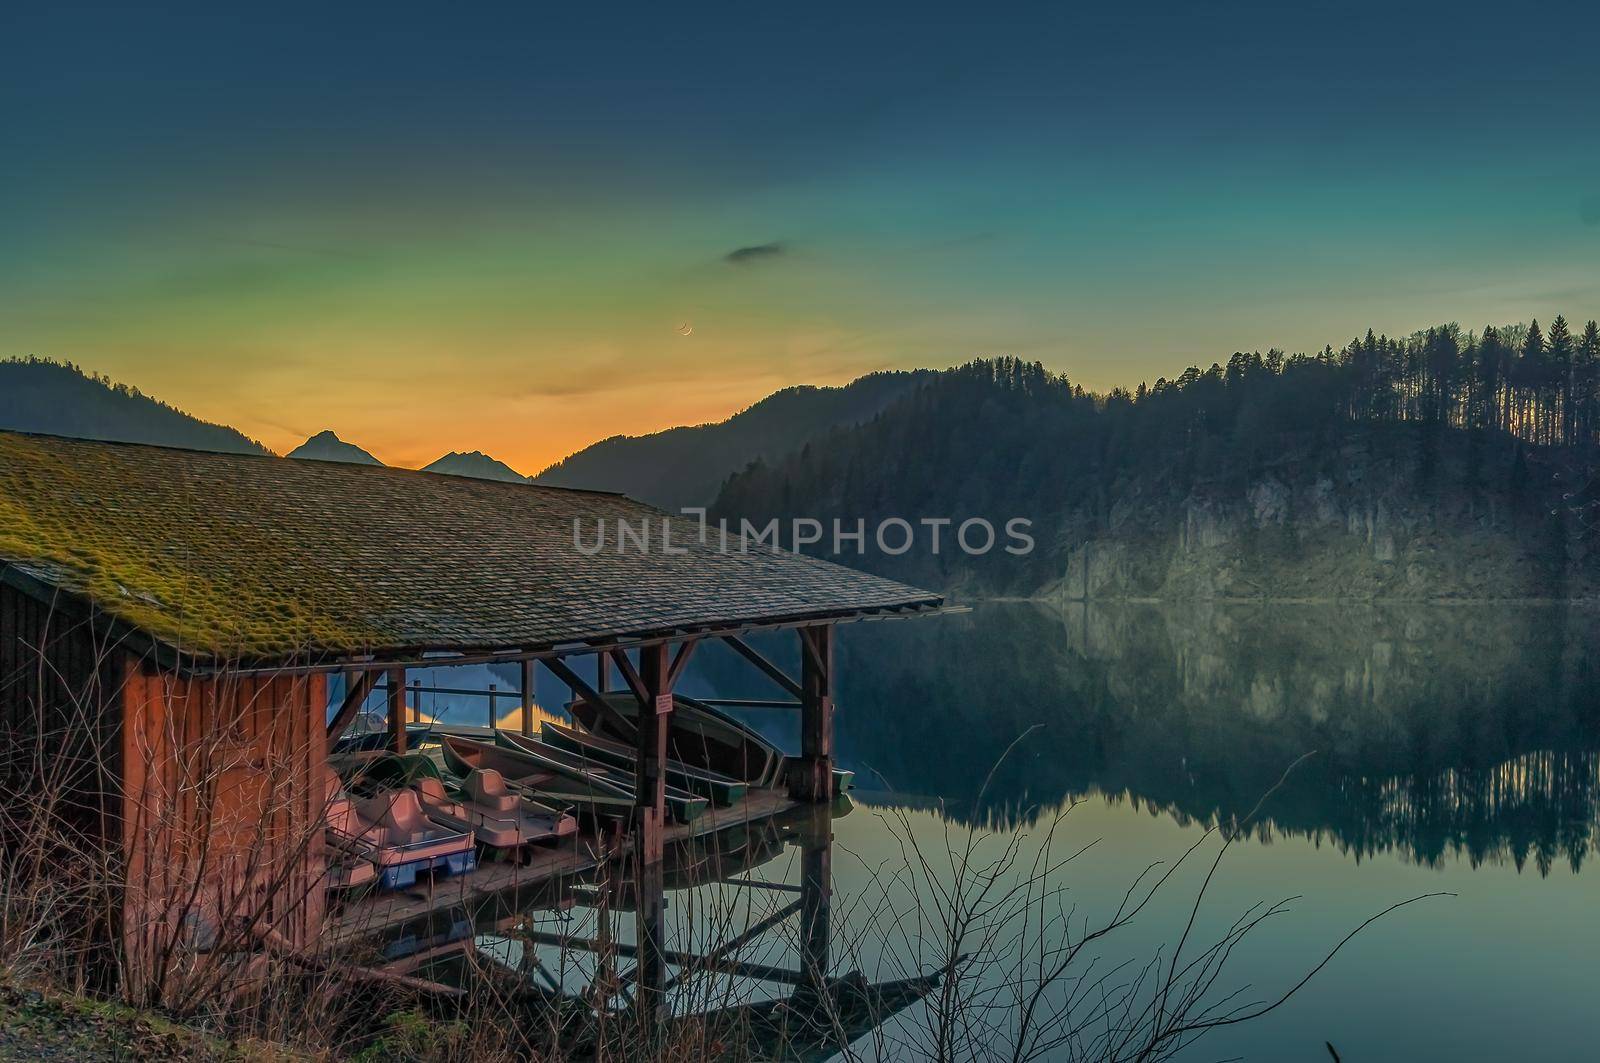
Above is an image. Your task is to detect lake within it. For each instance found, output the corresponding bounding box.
[410,601,1600,1060]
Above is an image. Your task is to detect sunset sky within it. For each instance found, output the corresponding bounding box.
[5,2,1600,471]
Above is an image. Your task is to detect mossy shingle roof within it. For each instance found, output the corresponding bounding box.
[0,431,941,661]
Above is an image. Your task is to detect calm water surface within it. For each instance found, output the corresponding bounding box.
[416,602,1600,1060]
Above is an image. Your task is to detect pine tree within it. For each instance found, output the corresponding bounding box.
[1548,315,1574,445]
[1577,321,1600,446]
[1518,320,1545,440]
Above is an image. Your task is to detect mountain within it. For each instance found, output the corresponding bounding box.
[0,357,269,454]
[287,430,383,465]
[422,450,529,482]
[533,370,931,510]
[712,348,1600,601]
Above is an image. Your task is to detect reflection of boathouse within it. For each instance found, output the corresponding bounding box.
[0,430,943,1009]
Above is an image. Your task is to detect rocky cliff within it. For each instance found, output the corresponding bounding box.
[1046,431,1592,601]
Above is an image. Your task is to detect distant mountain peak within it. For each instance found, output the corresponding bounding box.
[287,430,383,465]
[422,450,529,482]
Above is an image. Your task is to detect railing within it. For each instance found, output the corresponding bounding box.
[374,678,525,730]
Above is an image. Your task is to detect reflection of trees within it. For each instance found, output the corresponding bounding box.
[799,602,1600,873]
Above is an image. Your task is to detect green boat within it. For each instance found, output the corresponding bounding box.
[438,734,637,820]
[536,720,749,807]
[496,729,709,823]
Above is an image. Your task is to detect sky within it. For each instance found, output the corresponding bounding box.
[4,1,1600,471]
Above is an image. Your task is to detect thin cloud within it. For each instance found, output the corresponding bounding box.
[724,242,786,265]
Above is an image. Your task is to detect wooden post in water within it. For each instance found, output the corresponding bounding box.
[386,667,407,754]
[521,659,535,736]
[798,801,833,999]
[633,642,672,1016]
[790,624,835,802]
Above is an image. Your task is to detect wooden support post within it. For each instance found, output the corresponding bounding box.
[521,659,535,736]
[410,678,421,723]
[790,625,835,802]
[597,649,611,694]
[798,801,833,1000]
[488,683,498,730]
[386,667,407,754]
[633,641,672,1016]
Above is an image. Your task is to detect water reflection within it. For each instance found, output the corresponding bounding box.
[395,800,936,1060]
[697,602,1600,873]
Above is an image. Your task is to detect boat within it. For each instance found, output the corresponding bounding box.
[535,720,749,807]
[570,693,780,786]
[495,730,710,823]
[324,770,477,890]
[437,734,638,820]
[322,774,377,890]
[412,772,577,851]
[571,693,854,794]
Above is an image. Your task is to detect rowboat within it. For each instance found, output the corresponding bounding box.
[535,720,748,807]
[437,734,639,821]
[570,693,781,787]
[572,693,855,794]
[496,730,710,823]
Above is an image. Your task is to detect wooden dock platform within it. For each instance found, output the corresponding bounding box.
[325,787,801,951]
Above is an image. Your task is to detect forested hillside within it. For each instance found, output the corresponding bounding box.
[713,321,1600,600]
[0,358,269,454]
[533,370,930,510]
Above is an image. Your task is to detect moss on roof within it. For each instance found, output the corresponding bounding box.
[0,434,391,656]
[0,432,941,661]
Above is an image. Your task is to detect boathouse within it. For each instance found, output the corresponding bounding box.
[0,429,942,997]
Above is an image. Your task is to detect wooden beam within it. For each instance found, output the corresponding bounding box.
[515,930,812,988]
[661,898,801,991]
[541,656,636,741]
[721,635,804,699]
[386,667,407,754]
[327,671,378,740]
[607,647,650,706]
[665,639,699,689]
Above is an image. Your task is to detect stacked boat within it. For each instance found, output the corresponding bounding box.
[323,692,853,893]
[569,693,854,795]
[324,748,578,892]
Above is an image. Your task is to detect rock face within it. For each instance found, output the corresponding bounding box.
[1046,434,1591,601]
[286,430,383,465]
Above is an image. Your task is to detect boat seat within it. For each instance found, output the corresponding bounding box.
[357,789,438,846]
[414,776,452,805]
[324,771,363,836]
[462,768,520,813]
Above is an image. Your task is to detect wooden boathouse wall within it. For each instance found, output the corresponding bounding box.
[2,580,330,983]
[121,667,328,975]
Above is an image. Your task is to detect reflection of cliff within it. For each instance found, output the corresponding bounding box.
[807,602,1600,873]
